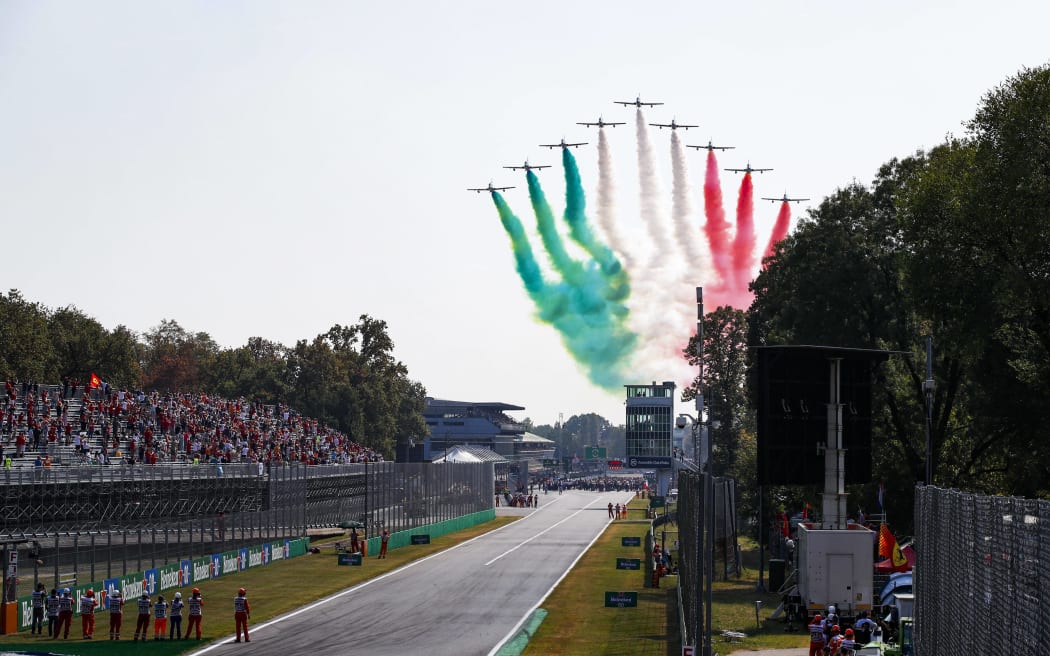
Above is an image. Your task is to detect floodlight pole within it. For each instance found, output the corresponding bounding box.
[695,287,713,656]
[923,336,936,486]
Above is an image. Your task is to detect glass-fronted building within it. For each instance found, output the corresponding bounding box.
[625,381,676,458]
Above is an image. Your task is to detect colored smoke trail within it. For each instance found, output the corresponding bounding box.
[561,147,630,303]
[527,170,585,286]
[763,201,792,262]
[703,150,732,288]
[635,108,671,261]
[492,164,639,390]
[670,131,702,265]
[595,128,633,270]
[730,173,757,300]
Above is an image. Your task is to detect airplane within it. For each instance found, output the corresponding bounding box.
[614,95,663,108]
[725,162,773,174]
[503,160,551,172]
[577,116,626,129]
[687,139,734,152]
[649,118,698,130]
[761,192,810,204]
[467,182,515,194]
[539,138,588,150]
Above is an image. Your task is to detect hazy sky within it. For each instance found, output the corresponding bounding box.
[2,1,1047,427]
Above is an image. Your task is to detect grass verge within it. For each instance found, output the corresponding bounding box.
[523,497,679,656]
[0,516,518,655]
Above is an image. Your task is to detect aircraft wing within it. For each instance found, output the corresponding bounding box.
[751,168,773,173]
[650,122,673,128]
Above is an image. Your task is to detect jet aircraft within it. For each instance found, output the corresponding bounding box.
[467,182,515,194]
[725,162,773,174]
[761,192,809,204]
[649,118,698,130]
[503,160,551,172]
[687,139,734,152]
[577,116,626,128]
[539,138,587,150]
[614,95,663,108]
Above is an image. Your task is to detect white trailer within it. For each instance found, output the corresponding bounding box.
[796,522,874,617]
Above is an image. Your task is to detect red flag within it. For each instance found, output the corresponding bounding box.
[781,513,790,538]
[89,373,101,389]
[878,524,907,566]
[802,503,809,520]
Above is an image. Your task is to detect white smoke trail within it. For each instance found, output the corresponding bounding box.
[627,109,695,387]
[596,128,633,270]
[670,131,702,265]
[635,108,671,262]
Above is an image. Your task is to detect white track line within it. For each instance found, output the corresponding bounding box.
[484,496,605,566]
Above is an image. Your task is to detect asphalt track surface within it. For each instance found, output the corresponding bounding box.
[188,488,636,656]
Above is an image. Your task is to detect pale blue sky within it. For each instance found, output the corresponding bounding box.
[2,1,1047,426]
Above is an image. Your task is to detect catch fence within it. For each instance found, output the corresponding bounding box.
[676,470,739,650]
[914,485,1049,656]
[1,461,493,598]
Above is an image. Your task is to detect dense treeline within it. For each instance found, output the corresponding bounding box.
[688,65,1050,534]
[0,292,426,458]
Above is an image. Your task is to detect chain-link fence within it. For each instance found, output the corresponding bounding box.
[914,485,1049,656]
[1,461,493,598]
[677,470,739,649]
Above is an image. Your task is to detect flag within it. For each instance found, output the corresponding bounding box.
[877,482,885,511]
[878,524,907,567]
[802,503,809,520]
[781,513,790,538]
[89,373,101,389]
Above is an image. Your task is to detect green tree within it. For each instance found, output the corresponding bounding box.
[140,319,219,392]
[0,290,54,382]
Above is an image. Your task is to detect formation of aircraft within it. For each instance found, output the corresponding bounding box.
[725,162,773,174]
[762,192,810,204]
[614,95,663,108]
[503,160,550,172]
[649,118,698,130]
[576,116,625,129]
[687,139,734,152]
[539,138,587,150]
[467,182,515,194]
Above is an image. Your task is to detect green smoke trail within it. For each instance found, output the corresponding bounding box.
[527,170,586,286]
[561,147,631,303]
[490,160,638,391]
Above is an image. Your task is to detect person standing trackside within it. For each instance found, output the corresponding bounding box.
[378,529,389,559]
[184,588,203,640]
[79,589,98,639]
[169,591,184,640]
[133,592,151,641]
[153,594,168,640]
[46,588,59,638]
[233,588,250,643]
[54,588,73,640]
[108,590,124,640]
[30,583,45,634]
[808,614,826,656]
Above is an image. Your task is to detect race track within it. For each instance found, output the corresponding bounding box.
[190,488,636,656]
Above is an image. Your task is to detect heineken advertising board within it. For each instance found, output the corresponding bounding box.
[616,558,641,570]
[621,536,641,547]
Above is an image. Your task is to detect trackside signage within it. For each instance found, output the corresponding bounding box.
[621,537,641,547]
[616,558,641,570]
[604,591,638,607]
[221,551,240,575]
[192,557,213,584]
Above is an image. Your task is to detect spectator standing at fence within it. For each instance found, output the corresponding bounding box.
[108,590,124,640]
[30,583,46,634]
[46,588,59,637]
[185,588,203,640]
[153,594,168,640]
[378,528,389,559]
[808,614,826,656]
[79,589,97,639]
[133,592,151,641]
[168,591,184,639]
[54,588,73,640]
[233,588,250,642]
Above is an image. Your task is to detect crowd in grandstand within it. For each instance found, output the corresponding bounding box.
[3,379,383,467]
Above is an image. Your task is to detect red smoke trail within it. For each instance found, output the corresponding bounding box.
[729,173,756,306]
[703,150,732,288]
[763,201,792,262]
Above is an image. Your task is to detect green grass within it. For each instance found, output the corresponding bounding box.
[0,517,518,655]
[523,497,678,656]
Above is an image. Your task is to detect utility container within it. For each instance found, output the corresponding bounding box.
[796,522,874,616]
